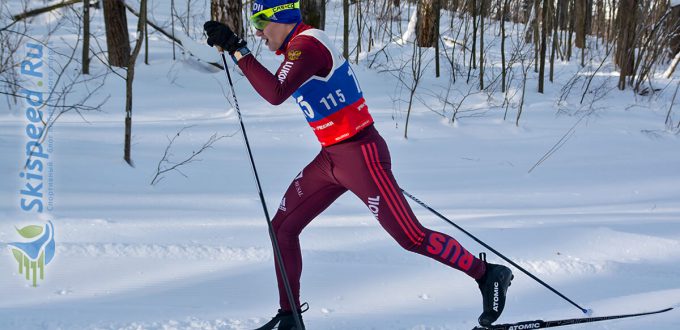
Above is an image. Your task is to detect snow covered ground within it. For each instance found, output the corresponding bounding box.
[1,1,679,329]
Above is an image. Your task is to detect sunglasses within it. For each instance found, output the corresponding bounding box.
[250,1,300,31]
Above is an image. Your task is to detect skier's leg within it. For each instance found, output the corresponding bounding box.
[271,151,347,312]
[329,128,512,325]
[329,132,486,279]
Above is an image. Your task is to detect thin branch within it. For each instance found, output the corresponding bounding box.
[11,0,81,21]
[150,127,234,185]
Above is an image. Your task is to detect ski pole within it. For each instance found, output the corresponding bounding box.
[218,50,304,329]
[401,189,591,315]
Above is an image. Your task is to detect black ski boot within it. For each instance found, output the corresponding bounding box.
[255,303,308,330]
[476,253,513,327]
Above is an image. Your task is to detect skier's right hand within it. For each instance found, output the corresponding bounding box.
[203,21,247,54]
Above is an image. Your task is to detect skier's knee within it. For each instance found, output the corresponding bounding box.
[272,214,284,232]
[273,221,298,249]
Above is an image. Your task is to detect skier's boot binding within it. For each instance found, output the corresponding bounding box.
[255,302,308,330]
[476,253,513,327]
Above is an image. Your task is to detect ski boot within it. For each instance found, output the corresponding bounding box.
[255,303,308,330]
[476,253,513,326]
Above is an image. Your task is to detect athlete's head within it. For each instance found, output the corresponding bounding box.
[250,0,301,52]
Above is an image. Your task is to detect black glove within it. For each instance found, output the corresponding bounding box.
[203,21,247,53]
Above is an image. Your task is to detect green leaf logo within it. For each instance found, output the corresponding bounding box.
[15,225,43,239]
[11,248,23,263]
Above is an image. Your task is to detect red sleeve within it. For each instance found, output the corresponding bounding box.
[237,36,332,105]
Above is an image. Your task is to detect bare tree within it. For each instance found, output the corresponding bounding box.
[82,0,90,74]
[435,0,441,77]
[211,0,243,37]
[301,0,325,29]
[538,0,547,93]
[343,0,349,59]
[615,0,637,90]
[566,0,574,60]
[594,0,605,41]
[632,0,675,93]
[417,0,440,47]
[501,0,508,92]
[403,42,425,139]
[171,0,176,60]
[480,0,485,89]
[355,0,363,63]
[123,2,224,69]
[124,0,147,166]
[0,1,26,108]
[2,1,107,161]
[574,0,586,49]
[549,0,558,82]
[526,0,539,72]
[144,5,149,65]
[380,39,428,139]
[574,0,588,66]
[103,0,130,67]
[471,0,478,72]
[669,4,680,59]
[522,0,532,23]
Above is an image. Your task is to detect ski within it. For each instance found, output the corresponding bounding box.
[472,307,673,330]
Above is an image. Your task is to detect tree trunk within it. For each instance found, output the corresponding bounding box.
[669,5,680,58]
[171,0,176,60]
[82,0,90,74]
[211,0,243,38]
[585,0,593,35]
[501,0,507,92]
[525,0,535,42]
[607,0,616,49]
[522,0,532,23]
[103,0,130,68]
[449,0,460,12]
[538,0,547,93]
[404,43,422,139]
[186,0,191,34]
[532,0,539,72]
[301,0,325,29]
[481,0,491,16]
[392,0,401,20]
[615,0,636,90]
[594,0,604,41]
[479,0,484,89]
[144,14,149,65]
[567,0,574,60]
[558,0,568,29]
[343,0,349,59]
[574,0,586,48]
[550,0,558,82]
[435,0,440,77]
[417,0,439,47]
[124,0,147,166]
[471,0,478,69]
[355,0,362,63]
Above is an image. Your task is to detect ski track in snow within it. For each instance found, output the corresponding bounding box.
[54,243,271,261]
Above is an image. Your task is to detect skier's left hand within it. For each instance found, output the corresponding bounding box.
[203,21,246,54]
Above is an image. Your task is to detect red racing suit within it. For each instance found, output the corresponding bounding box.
[237,23,486,312]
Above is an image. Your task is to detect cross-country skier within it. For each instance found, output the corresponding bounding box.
[204,1,512,329]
